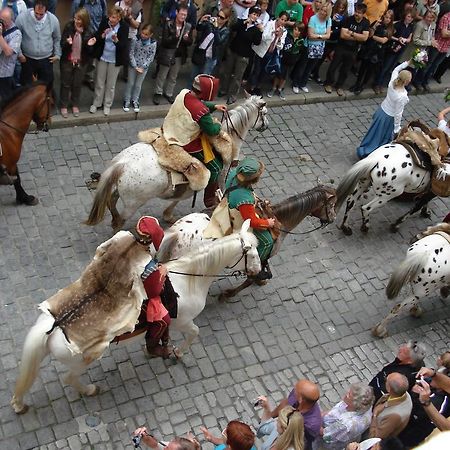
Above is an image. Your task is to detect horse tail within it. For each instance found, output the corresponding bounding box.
[11,313,54,413]
[386,252,428,299]
[84,162,124,226]
[336,158,376,211]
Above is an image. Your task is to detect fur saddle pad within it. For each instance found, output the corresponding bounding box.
[399,141,433,171]
[42,231,148,363]
[434,230,450,244]
[138,127,233,192]
[431,163,450,197]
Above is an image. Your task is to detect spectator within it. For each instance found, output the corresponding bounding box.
[234,0,258,20]
[293,3,331,93]
[311,0,347,84]
[351,9,394,96]
[123,23,156,113]
[302,0,328,27]
[373,7,414,93]
[153,5,193,105]
[365,0,389,24]
[256,402,305,450]
[270,379,322,449]
[275,0,304,28]
[190,8,230,79]
[133,426,200,449]
[253,0,271,26]
[416,0,440,21]
[89,5,129,116]
[438,106,450,136]
[317,383,374,450]
[267,21,305,99]
[219,6,263,105]
[411,9,437,90]
[324,2,370,96]
[414,10,450,91]
[60,7,95,118]
[369,340,426,403]
[433,53,450,83]
[0,6,21,100]
[202,0,237,26]
[201,420,257,450]
[369,372,413,439]
[15,0,61,85]
[162,0,198,28]
[2,0,27,20]
[248,10,289,95]
[115,0,143,81]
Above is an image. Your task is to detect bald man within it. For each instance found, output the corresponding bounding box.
[369,372,413,439]
[271,379,321,449]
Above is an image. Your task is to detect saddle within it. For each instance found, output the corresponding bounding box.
[138,127,233,192]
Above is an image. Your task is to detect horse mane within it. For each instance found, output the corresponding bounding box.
[227,96,263,137]
[0,81,49,113]
[272,185,329,226]
[166,231,256,276]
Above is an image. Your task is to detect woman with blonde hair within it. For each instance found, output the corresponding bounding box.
[356,59,412,159]
[256,397,305,450]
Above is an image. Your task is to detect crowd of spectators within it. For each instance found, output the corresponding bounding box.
[129,340,449,449]
[1,0,450,116]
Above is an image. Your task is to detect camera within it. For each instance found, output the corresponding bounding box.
[132,434,142,448]
[253,398,262,407]
[209,16,217,25]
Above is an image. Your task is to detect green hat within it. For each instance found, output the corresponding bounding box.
[236,157,265,182]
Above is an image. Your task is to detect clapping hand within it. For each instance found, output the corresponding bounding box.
[66,36,73,45]
[87,37,96,46]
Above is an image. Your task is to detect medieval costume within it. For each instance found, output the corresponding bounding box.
[162,74,226,207]
[225,157,274,280]
[136,216,172,359]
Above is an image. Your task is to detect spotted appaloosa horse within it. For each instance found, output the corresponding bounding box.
[336,143,432,235]
[372,224,450,337]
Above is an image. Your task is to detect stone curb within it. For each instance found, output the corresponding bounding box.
[45,84,449,130]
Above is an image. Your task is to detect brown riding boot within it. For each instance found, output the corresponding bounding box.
[146,342,171,359]
[203,181,220,208]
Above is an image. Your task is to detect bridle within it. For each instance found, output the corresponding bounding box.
[167,236,253,279]
[0,93,52,136]
[221,102,268,141]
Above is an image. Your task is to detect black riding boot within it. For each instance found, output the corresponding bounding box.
[256,260,272,281]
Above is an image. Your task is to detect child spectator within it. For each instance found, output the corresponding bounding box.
[267,21,304,98]
[60,7,95,118]
[89,6,129,116]
[123,23,156,113]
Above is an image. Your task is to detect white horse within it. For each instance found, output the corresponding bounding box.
[10,221,260,414]
[336,142,433,235]
[84,96,269,230]
[372,226,450,337]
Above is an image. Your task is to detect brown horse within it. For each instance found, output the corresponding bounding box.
[0,82,53,205]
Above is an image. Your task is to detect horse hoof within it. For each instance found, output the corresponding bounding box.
[86,384,100,396]
[341,226,353,236]
[372,324,388,338]
[390,223,399,233]
[173,347,183,359]
[410,305,423,318]
[16,195,39,206]
[440,286,450,299]
[360,225,369,233]
[90,172,101,181]
[420,209,431,219]
[255,279,268,286]
[13,403,29,415]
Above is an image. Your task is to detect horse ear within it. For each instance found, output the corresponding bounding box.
[241,219,251,234]
[244,89,252,99]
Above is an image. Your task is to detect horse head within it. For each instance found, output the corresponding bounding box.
[239,219,261,277]
[32,83,53,132]
[310,185,338,225]
[249,95,269,132]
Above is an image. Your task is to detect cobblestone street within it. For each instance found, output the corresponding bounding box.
[1,93,450,449]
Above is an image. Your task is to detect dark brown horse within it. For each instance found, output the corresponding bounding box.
[0,82,53,205]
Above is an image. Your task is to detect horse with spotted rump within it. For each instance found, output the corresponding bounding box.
[336,142,432,234]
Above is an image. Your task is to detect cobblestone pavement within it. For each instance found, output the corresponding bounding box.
[1,93,450,450]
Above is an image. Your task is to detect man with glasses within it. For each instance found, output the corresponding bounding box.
[369,340,427,403]
[15,0,61,85]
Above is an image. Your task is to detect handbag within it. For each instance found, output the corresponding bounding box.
[265,51,281,75]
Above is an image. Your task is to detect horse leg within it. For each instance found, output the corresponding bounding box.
[372,294,417,337]
[339,179,370,236]
[360,192,392,233]
[390,192,435,232]
[163,200,180,224]
[109,190,125,232]
[219,278,255,302]
[63,364,99,397]
[409,299,423,318]
[173,322,199,358]
[14,167,38,206]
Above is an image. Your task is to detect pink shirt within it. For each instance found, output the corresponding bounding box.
[436,12,450,53]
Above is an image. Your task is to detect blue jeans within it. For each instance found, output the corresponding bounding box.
[124,66,149,103]
[375,52,400,87]
[190,57,217,86]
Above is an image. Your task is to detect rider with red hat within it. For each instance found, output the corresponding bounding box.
[136,216,172,359]
[162,74,228,208]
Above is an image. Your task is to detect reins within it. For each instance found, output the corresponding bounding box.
[274,221,331,235]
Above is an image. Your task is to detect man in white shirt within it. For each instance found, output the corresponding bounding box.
[438,106,450,137]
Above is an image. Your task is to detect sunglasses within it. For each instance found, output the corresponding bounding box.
[218,14,227,19]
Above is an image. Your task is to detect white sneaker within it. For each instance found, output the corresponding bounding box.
[301,86,309,93]
[103,106,110,116]
[123,101,130,112]
[89,105,97,114]
[266,89,275,98]
[132,101,140,113]
[292,86,300,94]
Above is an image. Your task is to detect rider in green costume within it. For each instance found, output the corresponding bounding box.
[225,157,275,280]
